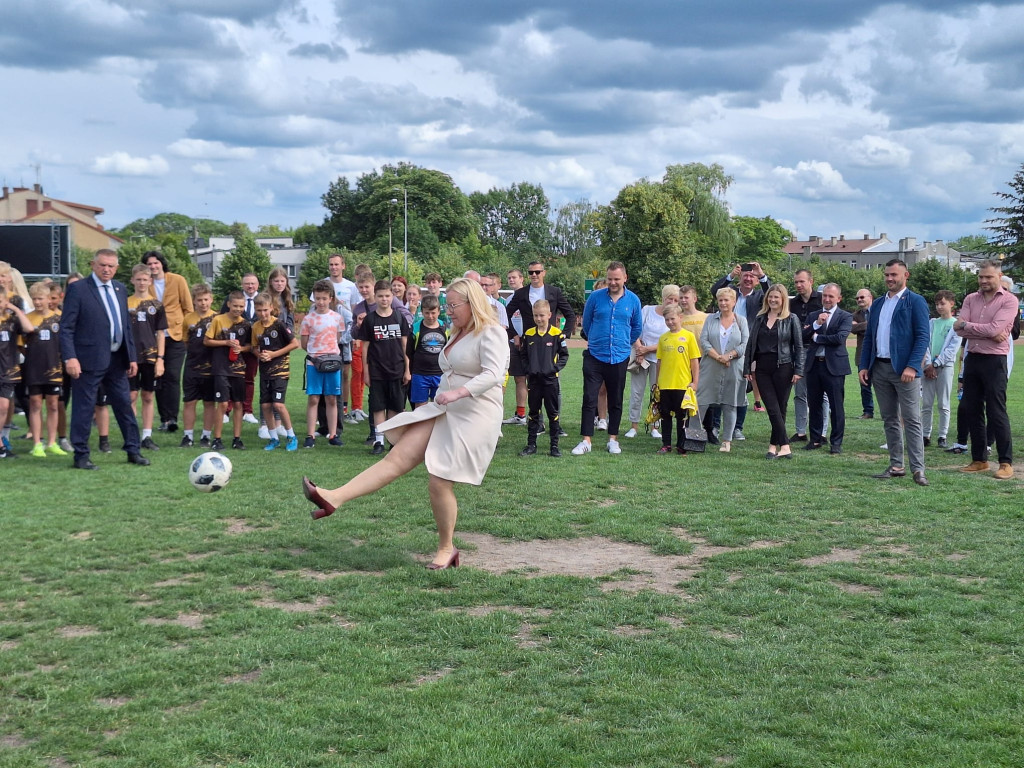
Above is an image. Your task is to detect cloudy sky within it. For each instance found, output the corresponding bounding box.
[3,0,1023,243]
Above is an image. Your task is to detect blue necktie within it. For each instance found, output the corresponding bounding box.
[102,284,122,347]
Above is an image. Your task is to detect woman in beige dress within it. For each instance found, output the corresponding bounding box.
[302,278,509,569]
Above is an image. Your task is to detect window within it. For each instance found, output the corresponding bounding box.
[851,261,858,270]
[286,265,297,278]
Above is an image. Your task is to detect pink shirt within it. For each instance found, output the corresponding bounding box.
[957,288,1018,356]
[300,309,344,356]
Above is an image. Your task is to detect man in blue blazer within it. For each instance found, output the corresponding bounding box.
[858,259,930,485]
[804,283,853,453]
[60,249,149,470]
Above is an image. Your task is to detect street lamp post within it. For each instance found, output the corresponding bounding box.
[393,186,408,273]
[389,198,398,280]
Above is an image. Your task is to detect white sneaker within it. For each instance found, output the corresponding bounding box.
[732,429,746,441]
[222,413,230,424]
[596,418,608,431]
[571,440,592,455]
[257,425,271,440]
[880,443,888,450]
[344,414,358,424]
[607,439,621,454]
[651,428,662,439]
[624,428,638,438]
[502,415,527,425]
[243,413,259,424]
[276,425,288,438]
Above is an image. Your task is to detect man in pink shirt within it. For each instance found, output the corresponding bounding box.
[954,259,1019,479]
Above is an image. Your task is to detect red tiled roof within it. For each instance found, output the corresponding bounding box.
[17,209,125,244]
[783,237,886,255]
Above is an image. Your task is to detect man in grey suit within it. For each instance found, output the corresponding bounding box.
[804,283,853,453]
[60,250,149,470]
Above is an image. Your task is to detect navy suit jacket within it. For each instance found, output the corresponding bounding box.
[805,307,853,376]
[505,284,577,339]
[858,289,930,376]
[710,274,770,328]
[60,276,137,372]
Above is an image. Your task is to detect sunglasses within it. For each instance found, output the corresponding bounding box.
[528,270,543,275]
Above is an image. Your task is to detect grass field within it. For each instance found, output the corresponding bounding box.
[2,348,1023,767]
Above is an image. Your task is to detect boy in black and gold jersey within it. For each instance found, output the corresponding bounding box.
[518,300,569,458]
[24,281,66,457]
[180,283,217,448]
[252,293,300,451]
[127,264,168,451]
[204,291,251,450]
[0,285,34,459]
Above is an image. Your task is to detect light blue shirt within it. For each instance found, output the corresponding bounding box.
[875,287,906,359]
[582,288,643,364]
[91,272,121,350]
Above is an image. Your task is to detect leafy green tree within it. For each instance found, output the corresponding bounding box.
[986,162,1024,271]
[111,213,231,240]
[292,223,321,246]
[255,224,287,238]
[948,234,990,253]
[294,245,335,302]
[212,234,273,304]
[734,215,791,273]
[553,199,601,267]
[469,182,554,260]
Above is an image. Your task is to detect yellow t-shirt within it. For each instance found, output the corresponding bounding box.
[679,311,707,340]
[657,328,701,390]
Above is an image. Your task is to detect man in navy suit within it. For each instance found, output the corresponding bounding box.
[804,283,853,453]
[60,249,150,470]
[859,259,930,485]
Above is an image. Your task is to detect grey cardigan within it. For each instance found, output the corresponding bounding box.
[698,312,749,408]
[743,313,804,376]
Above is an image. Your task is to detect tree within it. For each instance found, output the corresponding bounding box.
[212,234,273,304]
[733,215,791,273]
[292,223,321,247]
[553,199,601,267]
[948,234,989,253]
[986,162,1024,271]
[110,237,202,288]
[111,213,231,240]
[469,182,554,260]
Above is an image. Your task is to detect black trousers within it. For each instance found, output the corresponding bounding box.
[659,388,688,448]
[580,351,627,437]
[527,374,559,443]
[156,337,187,424]
[962,353,1012,464]
[754,354,794,446]
[806,359,846,447]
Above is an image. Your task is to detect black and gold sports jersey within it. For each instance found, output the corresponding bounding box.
[252,317,294,380]
[520,325,569,378]
[0,310,22,384]
[127,296,168,365]
[184,310,216,377]
[23,310,63,386]
[205,313,251,377]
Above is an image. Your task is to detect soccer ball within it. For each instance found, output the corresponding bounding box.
[189,452,233,493]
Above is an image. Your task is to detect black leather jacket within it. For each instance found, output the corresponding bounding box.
[743,314,804,376]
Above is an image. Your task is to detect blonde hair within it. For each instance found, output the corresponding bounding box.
[662,304,682,318]
[661,284,680,302]
[758,284,790,319]
[29,281,51,299]
[445,277,497,334]
[716,287,736,301]
[0,263,31,304]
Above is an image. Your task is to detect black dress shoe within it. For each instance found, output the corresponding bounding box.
[74,458,99,470]
[519,445,537,456]
[913,471,929,486]
[127,453,151,466]
[830,446,843,455]
[804,441,823,450]
[790,433,808,442]
[872,467,906,479]
[859,413,874,420]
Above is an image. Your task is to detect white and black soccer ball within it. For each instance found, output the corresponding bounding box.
[189,452,233,492]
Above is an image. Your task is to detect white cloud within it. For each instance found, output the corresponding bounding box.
[771,161,863,201]
[191,162,220,176]
[254,189,276,207]
[90,152,170,177]
[847,135,911,168]
[169,139,256,160]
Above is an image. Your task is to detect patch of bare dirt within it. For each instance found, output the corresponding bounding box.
[514,622,546,648]
[714,757,736,765]
[1,734,34,748]
[659,616,686,628]
[223,518,257,535]
[95,697,130,708]
[276,568,386,580]
[0,641,19,651]
[56,625,101,638]
[35,664,57,674]
[254,595,332,613]
[69,531,92,540]
[185,552,216,562]
[164,700,205,714]
[331,616,358,629]
[49,758,72,768]
[152,574,201,588]
[832,581,882,597]
[709,629,741,640]
[223,670,261,684]
[141,613,206,629]
[956,577,988,586]
[595,499,616,508]
[456,531,786,596]
[413,667,454,685]
[103,730,119,740]
[946,552,970,562]
[440,605,554,618]
[287,547,308,556]
[797,548,868,566]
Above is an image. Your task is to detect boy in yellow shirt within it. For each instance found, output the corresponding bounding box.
[656,305,701,454]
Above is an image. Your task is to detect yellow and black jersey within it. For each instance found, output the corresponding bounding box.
[127,296,168,366]
[519,325,569,378]
[206,313,250,378]
[252,317,294,380]
[23,310,63,386]
[0,310,22,384]
[184,310,216,376]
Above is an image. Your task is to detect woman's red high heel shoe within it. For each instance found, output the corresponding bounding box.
[302,476,336,520]
[426,548,460,570]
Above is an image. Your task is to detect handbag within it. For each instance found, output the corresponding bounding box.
[310,353,344,373]
[682,416,708,453]
[627,349,650,374]
[644,385,661,427]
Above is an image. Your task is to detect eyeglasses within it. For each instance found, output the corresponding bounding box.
[447,301,467,310]
[528,270,543,275]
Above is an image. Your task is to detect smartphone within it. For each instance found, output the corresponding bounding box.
[741,263,754,272]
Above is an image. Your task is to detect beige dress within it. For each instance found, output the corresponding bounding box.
[378,323,509,485]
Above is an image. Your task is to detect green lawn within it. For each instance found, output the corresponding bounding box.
[2,349,1022,767]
